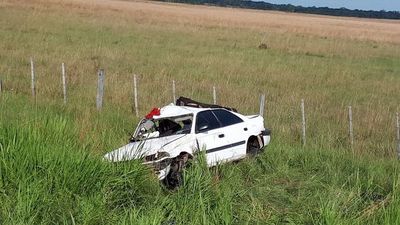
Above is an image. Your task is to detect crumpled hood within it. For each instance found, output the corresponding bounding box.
[103,134,187,162]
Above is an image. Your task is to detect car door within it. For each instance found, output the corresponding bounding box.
[211,109,248,161]
[194,110,230,167]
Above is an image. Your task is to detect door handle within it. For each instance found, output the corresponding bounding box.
[218,134,225,138]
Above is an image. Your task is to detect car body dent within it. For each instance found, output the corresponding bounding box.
[103,133,194,162]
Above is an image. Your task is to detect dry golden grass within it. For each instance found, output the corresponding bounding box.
[10,0,400,43]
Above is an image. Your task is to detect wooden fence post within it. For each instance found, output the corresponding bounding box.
[61,63,67,104]
[133,74,138,117]
[30,57,36,97]
[96,69,105,110]
[213,86,217,105]
[348,106,354,150]
[172,80,176,103]
[259,94,265,117]
[396,112,400,159]
[301,99,306,146]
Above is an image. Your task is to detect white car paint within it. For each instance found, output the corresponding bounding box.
[104,104,271,180]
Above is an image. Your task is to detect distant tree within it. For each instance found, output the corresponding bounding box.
[156,0,400,19]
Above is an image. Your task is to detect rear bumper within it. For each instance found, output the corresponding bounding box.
[261,128,271,147]
[261,129,271,136]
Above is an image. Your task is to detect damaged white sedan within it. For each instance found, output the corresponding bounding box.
[104,97,271,188]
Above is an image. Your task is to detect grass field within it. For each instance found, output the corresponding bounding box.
[1,0,400,224]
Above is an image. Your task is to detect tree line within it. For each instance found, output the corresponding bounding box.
[156,0,400,20]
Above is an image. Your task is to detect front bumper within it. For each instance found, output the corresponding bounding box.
[155,165,171,180]
[143,157,172,180]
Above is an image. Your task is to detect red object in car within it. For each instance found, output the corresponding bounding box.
[145,108,161,119]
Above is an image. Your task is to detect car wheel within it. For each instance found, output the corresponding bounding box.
[247,137,261,156]
[164,153,190,189]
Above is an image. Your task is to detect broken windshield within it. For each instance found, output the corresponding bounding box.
[132,114,193,141]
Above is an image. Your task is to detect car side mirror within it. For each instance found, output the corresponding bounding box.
[198,124,209,132]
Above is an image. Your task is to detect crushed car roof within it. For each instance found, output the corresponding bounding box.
[152,104,209,119]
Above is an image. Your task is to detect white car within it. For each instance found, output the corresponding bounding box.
[104,97,271,187]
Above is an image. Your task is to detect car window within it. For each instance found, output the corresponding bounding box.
[132,115,193,141]
[195,110,221,133]
[212,109,243,127]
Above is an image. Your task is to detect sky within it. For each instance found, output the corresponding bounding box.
[259,0,400,11]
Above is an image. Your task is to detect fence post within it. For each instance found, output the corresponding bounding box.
[213,86,217,104]
[0,79,2,93]
[301,99,306,146]
[396,112,400,159]
[348,106,354,150]
[30,57,36,98]
[259,94,265,117]
[96,69,105,110]
[61,63,67,104]
[133,74,138,117]
[172,80,176,103]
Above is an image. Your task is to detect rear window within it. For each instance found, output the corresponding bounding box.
[212,109,243,127]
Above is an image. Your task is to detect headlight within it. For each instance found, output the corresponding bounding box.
[144,154,156,162]
[153,158,172,171]
[144,151,170,162]
[143,157,172,171]
[156,151,170,159]
[143,151,171,171]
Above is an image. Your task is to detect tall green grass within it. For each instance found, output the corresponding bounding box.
[1,93,400,224]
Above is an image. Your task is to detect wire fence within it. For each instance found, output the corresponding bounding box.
[0,58,399,158]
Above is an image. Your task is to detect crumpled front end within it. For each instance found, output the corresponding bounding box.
[104,134,192,180]
[104,144,173,180]
[104,105,197,180]
[142,153,173,180]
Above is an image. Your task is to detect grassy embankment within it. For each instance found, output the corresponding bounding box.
[1,0,400,224]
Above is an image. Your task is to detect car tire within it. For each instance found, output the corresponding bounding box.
[164,153,190,189]
[246,136,261,156]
